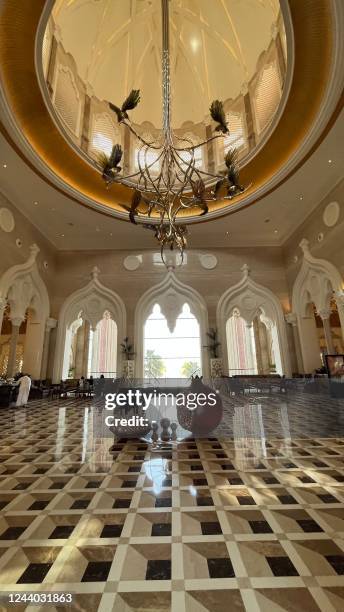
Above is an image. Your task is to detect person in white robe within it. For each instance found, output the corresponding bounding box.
[15,374,31,407]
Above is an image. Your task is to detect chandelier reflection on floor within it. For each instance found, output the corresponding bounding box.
[98,0,247,264]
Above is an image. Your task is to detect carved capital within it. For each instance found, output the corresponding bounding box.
[334,291,344,308]
[318,308,331,320]
[46,317,57,332]
[285,312,297,326]
[0,297,7,312]
[10,316,24,328]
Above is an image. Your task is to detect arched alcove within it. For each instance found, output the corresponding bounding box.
[53,267,126,382]
[0,244,50,378]
[292,239,344,372]
[134,269,209,377]
[217,264,291,376]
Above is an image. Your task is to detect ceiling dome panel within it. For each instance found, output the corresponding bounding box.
[51,0,284,127]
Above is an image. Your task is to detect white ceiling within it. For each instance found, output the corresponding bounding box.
[51,0,281,127]
[0,108,343,251]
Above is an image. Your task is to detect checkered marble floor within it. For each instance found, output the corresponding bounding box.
[1,394,344,611]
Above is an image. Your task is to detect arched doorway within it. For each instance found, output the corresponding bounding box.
[53,268,125,383]
[226,307,283,376]
[144,303,201,379]
[134,270,209,378]
[62,310,118,379]
[218,265,290,377]
[292,240,344,373]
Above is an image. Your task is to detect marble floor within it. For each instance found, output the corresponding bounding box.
[1,391,344,611]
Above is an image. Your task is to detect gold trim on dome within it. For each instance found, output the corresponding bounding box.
[0,0,342,222]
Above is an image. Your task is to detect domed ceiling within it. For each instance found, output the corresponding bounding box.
[51,0,283,127]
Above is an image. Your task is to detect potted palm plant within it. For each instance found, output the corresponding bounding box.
[121,337,135,378]
[204,328,223,377]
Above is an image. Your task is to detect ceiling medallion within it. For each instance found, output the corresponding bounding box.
[98,0,249,264]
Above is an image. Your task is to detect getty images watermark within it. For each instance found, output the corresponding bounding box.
[92,378,223,438]
[103,388,218,427]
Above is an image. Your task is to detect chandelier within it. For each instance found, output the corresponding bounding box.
[98,0,247,263]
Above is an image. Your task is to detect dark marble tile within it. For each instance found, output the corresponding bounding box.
[86,481,101,488]
[207,557,235,578]
[128,466,141,473]
[100,524,122,538]
[193,479,207,486]
[162,478,172,487]
[81,561,111,582]
[318,493,338,503]
[14,482,30,490]
[121,480,136,488]
[0,526,26,539]
[249,520,273,534]
[146,559,171,580]
[49,525,75,539]
[71,499,89,509]
[325,555,344,575]
[17,563,53,584]
[197,496,213,507]
[277,495,297,505]
[201,521,222,535]
[228,477,243,485]
[49,481,65,489]
[299,476,315,484]
[237,496,256,506]
[221,464,234,470]
[155,497,172,508]
[29,500,49,510]
[151,523,171,536]
[34,468,47,474]
[191,465,202,471]
[263,476,279,484]
[296,519,323,533]
[266,556,298,577]
[113,498,131,509]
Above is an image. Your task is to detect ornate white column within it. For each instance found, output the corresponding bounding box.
[318,308,335,354]
[285,313,304,373]
[82,320,91,377]
[40,318,57,380]
[334,291,344,343]
[0,297,6,333]
[6,317,23,377]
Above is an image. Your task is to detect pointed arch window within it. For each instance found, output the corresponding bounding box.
[144,303,201,378]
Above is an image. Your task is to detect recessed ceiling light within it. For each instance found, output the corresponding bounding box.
[59,233,65,237]
[109,232,113,236]
[3,163,7,168]
[33,201,38,206]
[299,196,303,200]
[328,159,332,163]
[96,227,100,232]
[225,231,230,236]
[274,229,278,234]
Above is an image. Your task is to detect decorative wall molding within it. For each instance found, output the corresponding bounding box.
[0,207,15,233]
[291,238,344,372]
[217,264,291,376]
[0,244,50,326]
[134,269,209,377]
[52,266,126,382]
[292,239,344,316]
